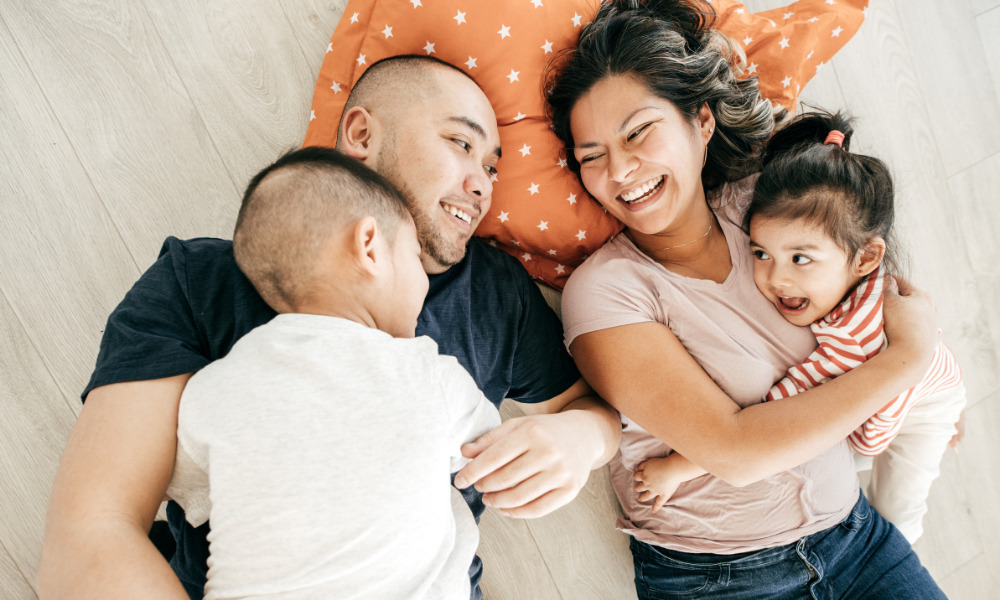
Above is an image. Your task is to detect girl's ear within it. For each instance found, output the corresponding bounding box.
[855,236,886,277]
[340,107,377,161]
[350,215,381,276]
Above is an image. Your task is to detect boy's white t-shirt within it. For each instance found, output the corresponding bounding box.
[166,313,500,600]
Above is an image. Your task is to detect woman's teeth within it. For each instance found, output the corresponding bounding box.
[620,176,664,204]
[444,203,472,224]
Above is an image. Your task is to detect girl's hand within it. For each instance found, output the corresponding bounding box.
[949,410,966,451]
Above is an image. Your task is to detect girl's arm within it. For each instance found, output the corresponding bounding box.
[570,279,937,486]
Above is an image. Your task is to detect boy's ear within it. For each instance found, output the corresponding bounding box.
[339,107,377,161]
[350,215,382,276]
[855,237,886,277]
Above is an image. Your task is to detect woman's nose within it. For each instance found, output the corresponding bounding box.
[608,149,638,183]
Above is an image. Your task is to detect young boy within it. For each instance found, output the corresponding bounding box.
[165,147,500,600]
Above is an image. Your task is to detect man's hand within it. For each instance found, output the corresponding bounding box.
[453,380,620,519]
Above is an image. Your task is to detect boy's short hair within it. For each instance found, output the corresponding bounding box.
[233,146,411,311]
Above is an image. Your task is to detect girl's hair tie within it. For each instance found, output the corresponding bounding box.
[824,130,846,147]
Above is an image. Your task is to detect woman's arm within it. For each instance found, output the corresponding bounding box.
[570,279,938,486]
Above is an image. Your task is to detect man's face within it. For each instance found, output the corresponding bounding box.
[373,69,502,274]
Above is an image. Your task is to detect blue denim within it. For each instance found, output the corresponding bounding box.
[630,493,946,599]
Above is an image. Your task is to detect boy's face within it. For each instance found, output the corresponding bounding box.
[381,218,429,338]
[373,68,501,275]
[749,216,859,327]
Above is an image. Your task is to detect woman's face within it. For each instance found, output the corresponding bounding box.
[569,75,713,236]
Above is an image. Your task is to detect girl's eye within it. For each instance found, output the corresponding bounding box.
[627,123,652,142]
[751,249,769,260]
[792,254,812,265]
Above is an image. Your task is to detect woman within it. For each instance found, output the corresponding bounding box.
[546,1,945,598]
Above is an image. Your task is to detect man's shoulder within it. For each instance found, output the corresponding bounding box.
[464,238,532,286]
[156,236,234,266]
[147,236,242,286]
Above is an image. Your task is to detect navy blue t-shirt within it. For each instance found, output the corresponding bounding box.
[84,236,580,598]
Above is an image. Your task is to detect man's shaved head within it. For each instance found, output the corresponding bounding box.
[336,55,477,147]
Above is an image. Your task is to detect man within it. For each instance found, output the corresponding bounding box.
[37,55,621,600]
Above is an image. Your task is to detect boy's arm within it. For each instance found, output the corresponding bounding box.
[37,376,191,600]
[454,378,622,518]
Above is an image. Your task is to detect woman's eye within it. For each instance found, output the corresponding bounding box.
[453,139,471,151]
[579,153,603,165]
[627,123,652,142]
[792,254,812,265]
[751,249,768,260]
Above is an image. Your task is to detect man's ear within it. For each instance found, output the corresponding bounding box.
[855,236,886,277]
[339,107,377,161]
[350,215,382,276]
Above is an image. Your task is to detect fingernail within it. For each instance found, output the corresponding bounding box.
[482,495,492,507]
[454,476,468,488]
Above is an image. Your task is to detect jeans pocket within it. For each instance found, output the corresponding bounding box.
[632,541,713,599]
[839,493,872,533]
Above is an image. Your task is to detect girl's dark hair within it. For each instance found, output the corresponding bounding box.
[545,0,774,190]
[746,110,899,274]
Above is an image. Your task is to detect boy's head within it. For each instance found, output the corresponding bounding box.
[335,55,502,275]
[234,147,428,337]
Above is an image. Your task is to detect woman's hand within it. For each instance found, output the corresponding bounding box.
[882,276,939,376]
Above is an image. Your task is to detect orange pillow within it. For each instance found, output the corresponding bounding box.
[304,0,867,289]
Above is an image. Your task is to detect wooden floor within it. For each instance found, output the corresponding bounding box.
[1,1,997,598]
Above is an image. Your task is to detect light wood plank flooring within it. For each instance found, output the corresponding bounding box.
[1,1,997,598]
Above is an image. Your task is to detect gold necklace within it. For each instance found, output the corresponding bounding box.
[650,220,713,252]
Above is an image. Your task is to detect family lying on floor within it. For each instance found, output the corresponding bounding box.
[38,1,965,599]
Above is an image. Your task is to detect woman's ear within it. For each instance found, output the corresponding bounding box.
[855,236,886,277]
[339,107,377,161]
[697,102,716,143]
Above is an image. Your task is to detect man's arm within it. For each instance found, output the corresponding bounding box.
[37,376,192,600]
[454,378,621,518]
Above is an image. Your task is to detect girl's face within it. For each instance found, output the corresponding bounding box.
[568,75,714,236]
[749,216,863,326]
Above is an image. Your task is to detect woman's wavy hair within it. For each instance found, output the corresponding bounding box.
[545,0,774,191]
[746,110,901,275]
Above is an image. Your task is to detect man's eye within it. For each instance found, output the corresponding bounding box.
[485,165,498,176]
[792,254,812,265]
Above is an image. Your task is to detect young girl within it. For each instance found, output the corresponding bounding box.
[634,111,967,543]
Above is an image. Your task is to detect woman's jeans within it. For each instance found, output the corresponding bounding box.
[630,493,946,599]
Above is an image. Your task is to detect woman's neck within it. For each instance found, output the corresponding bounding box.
[627,203,732,283]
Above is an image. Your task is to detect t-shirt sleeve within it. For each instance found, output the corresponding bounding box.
[82,237,212,400]
[561,247,665,352]
[435,354,502,473]
[504,258,581,404]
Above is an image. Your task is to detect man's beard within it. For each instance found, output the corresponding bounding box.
[375,139,469,271]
